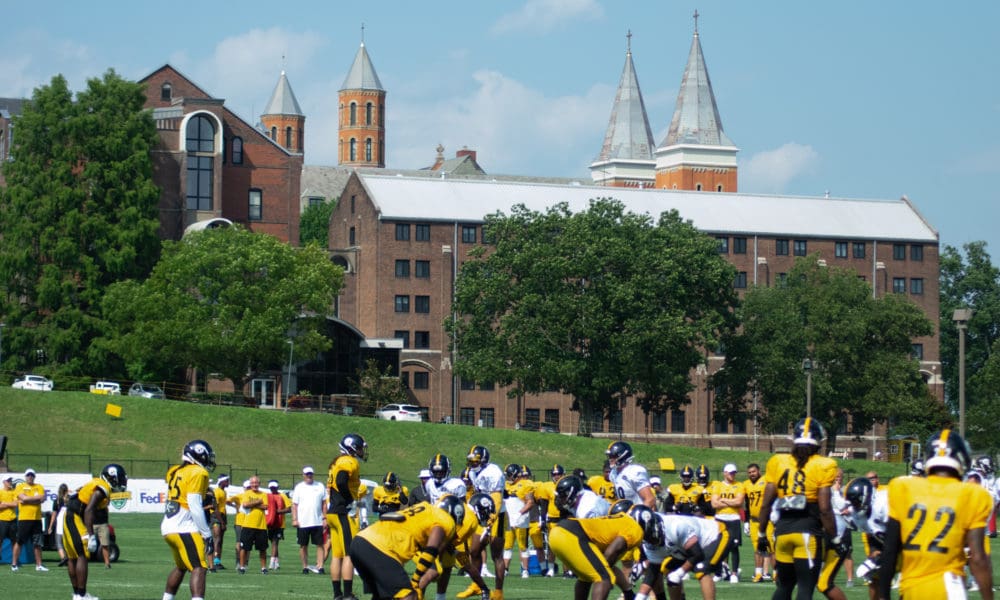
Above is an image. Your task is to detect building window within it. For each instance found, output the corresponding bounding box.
[852,242,865,258]
[716,236,729,254]
[544,409,559,429]
[232,137,243,164]
[734,271,748,289]
[285,126,293,148]
[460,378,476,391]
[394,330,409,348]
[414,331,430,348]
[394,295,410,312]
[349,138,357,161]
[161,83,172,101]
[395,223,410,241]
[248,189,262,221]
[893,243,906,260]
[776,239,789,256]
[308,196,323,208]
[733,237,747,254]
[912,343,924,360]
[395,260,410,278]
[717,184,724,192]
[892,277,906,294]
[608,410,623,434]
[651,410,666,433]
[479,381,495,391]
[835,242,847,258]
[349,227,356,245]
[271,126,277,140]
[911,245,923,261]
[415,295,430,313]
[910,278,924,295]
[460,407,475,426]
[732,414,747,434]
[461,225,477,243]
[350,195,356,213]
[696,183,703,191]
[671,410,685,433]
[477,409,495,428]
[777,272,788,285]
[379,104,385,126]
[366,102,373,125]
[714,419,728,434]
[416,224,431,241]
[413,372,429,389]
[365,138,372,162]
[524,408,540,427]
[185,115,215,211]
[793,240,808,256]
[400,372,409,388]
[481,227,495,245]
[415,260,430,278]
[350,102,357,125]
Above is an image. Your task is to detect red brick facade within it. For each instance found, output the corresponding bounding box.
[338,90,385,167]
[655,165,738,193]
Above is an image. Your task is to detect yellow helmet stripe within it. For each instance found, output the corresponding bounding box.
[937,429,950,456]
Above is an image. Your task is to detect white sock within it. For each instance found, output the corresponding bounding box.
[162,594,176,600]
[436,594,447,600]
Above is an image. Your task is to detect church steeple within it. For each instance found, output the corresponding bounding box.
[590,30,656,188]
[339,29,386,168]
[654,12,738,192]
[261,69,306,154]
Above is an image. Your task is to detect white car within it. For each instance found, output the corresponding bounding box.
[375,403,423,422]
[11,375,54,391]
[128,382,165,399]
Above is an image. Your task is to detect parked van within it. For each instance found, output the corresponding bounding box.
[90,381,121,395]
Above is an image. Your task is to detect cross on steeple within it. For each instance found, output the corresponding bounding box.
[626,29,632,53]
[693,10,699,33]
[361,23,365,44]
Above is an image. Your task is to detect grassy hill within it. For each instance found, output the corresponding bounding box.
[0,388,906,487]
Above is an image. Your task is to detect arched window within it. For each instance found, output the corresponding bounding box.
[285,126,293,148]
[349,138,357,162]
[695,183,703,191]
[161,83,172,101]
[379,103,384,126]
[366,102,373,125]
[270,126,277,141]
[350,102,357,125]
[298,128,303,152]
[232,137,243,164]
[185,115,215,210]
[717,184,723,192]
[365,138,372,162]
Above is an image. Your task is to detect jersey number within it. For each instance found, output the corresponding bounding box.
[902,503,954,554]
[775,469,806,496]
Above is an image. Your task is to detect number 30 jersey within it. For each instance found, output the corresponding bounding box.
[887,474,993,593]
[763,452,837,535]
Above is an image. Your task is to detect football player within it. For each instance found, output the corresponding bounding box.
[465,445,507,599]
[555,474,610,518]
[426,454,467,503]
[663,465,703,515]
[433,493,497,600]
[550,512,644,600]
[710,463,745,583]
[606,441,657,509]
[63,463,127,600]
[326,432,368,600]
[502,464,536,578]
[695,465,715,516]
[587,460,617,503]
[843,476,887,599]
[373,471,410,515]
[531,464,565,577]
[161,439,216,600]
[880,429,994,599]
[758,418,841,599]
[742,462,772,582]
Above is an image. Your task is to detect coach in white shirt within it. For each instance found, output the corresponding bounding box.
[291,465,328,574]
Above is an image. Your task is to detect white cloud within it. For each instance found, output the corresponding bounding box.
[0,30,101,97]
[740,142,819,194]
[492,0,604,35]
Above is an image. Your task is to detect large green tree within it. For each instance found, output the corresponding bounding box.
[102,226,343,391]
[0,71,161,378]
[300,199,336,248]
[446,198,738,435]
[940,241,1000,452]
[713,255,944,451]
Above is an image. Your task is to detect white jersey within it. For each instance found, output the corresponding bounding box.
[658,514,721,556]
[574,489,610,519]
[291,480,328,528]
[641,512,677,564]
[610,462,652,505]
[426,477,467,504]
[831,487,851,537]
[470,463,506,512]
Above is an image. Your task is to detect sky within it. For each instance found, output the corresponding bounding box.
[3,1,999,255]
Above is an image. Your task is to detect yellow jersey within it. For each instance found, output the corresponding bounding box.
[763,452,837,534]
[14,482,46,520]
[587,475,616,502]
[240,489,269,530]
[742,477,766,519]
[327,454,361,514]
[710,480,744,519]
[355,502,456,563]
[664,482,705,514]
[562,514,643,551]
[0,488,18,521]
[373,485,410,512]
[888,474,993,594]
[161,463,209,535]
[534,480,560,520]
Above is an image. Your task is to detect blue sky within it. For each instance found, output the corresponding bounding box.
[3,1,999,255]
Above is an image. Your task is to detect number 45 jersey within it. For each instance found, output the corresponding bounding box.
[161,462,210,536]
[887,474,993,593]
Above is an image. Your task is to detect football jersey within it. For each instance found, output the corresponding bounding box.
[0,488,18,521]
[574,489,611,519]
[561,514,643,551]
[764,452,837,535]
[239,489,269,530]
[587,475,616,502]
[660,513,723,555]
[470,463,506,512]
[161,463,210,536]
[452,502,482,547]
[888,474,993,593]
[373,485,409,511]
[212,486,227,516]
[609,463,651,505]
[743,477,766,519]
[356,502,457,563]
[505,479,535,528]
[664,482,705,514]
[327,454,362,514]
[14,482,45,520]
[426,477,467,504]
[534,480,561,520]
[74,478,111,512]
[710,479,744,520]
[849,487,888,538]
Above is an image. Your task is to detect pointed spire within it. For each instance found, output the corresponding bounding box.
[661,17,734,148]
[341,39,384,91]
[595,30,655,162]
[262,70,304,117]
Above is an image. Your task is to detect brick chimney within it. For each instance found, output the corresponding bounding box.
[456,146,477,162]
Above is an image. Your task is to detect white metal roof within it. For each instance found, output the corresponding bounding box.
[357,174,938,242]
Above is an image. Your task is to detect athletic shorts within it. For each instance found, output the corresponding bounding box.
[17,520,43,546]
[297,525,324,546]
[267,528,284,542]
[239,527,268,552]
[93,523,111,546]
[0,520,15,542]
[349,536,412,599]
[325,512,357,559]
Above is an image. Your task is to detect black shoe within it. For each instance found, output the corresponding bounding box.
[215,563,226,570]
[57,559,68,567]
[316,567,325,574]
[303,568,310,574]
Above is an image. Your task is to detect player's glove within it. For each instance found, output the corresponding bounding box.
[629,561,645,585]
[856,558,877,580]
[828,534,851,558]
[667,567,686,585]
[203,535,214,554]
[742,521,750,536]
[360,519,369,529]
[756,534,771,553]
[87,535,99,554]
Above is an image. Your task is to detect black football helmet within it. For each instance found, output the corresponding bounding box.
[628,504,664,546]
[793,417,826,447]
[460,467,473,488]
[924,429,971,476]
[429,454,452,484]
[910,460,925,476]
[435,494,466,526]
[845,477,874,519]
[550,464,565,479]
[383,471,399,491]
[609,499,633,516]
[680,465,695,485]
[504,463,522,482]
[467,445,490,470]
[555,474,585,511]
[606,441,634,467]
[340,433,369,462]
[967,470,984,484]
[975,455,995,476]
[572,468,587,479]
[101,463,128,493]
[696,464,710,486]
[183,440,217,471]
[468,492,497,526]
[521,465,533,479]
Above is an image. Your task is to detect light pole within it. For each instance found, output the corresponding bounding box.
[953,308,973,438]
[285,339,294,407]
[803,358,814,418]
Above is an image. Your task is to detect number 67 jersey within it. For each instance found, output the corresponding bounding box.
[887,474,993,593]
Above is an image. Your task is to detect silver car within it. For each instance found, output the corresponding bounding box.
[128,382,165,399]
[11,375,54,391]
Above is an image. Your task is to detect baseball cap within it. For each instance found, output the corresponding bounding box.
[723,463,738,473]
[649,476,662,486]
[243,479,251,487]
[2,475,12,482]
[419,469,432,479]
[268,480,280,489]
[302,466,315,475]
[24,468,36,477]
[217,474,230,483]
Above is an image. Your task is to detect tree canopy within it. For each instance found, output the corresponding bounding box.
[713,255,943,451]
[300,199,336,248]
[102,226,343,391]
[0,71,161,378]
[446,198,738,434]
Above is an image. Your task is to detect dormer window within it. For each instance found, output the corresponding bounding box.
[161,83,172,101]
